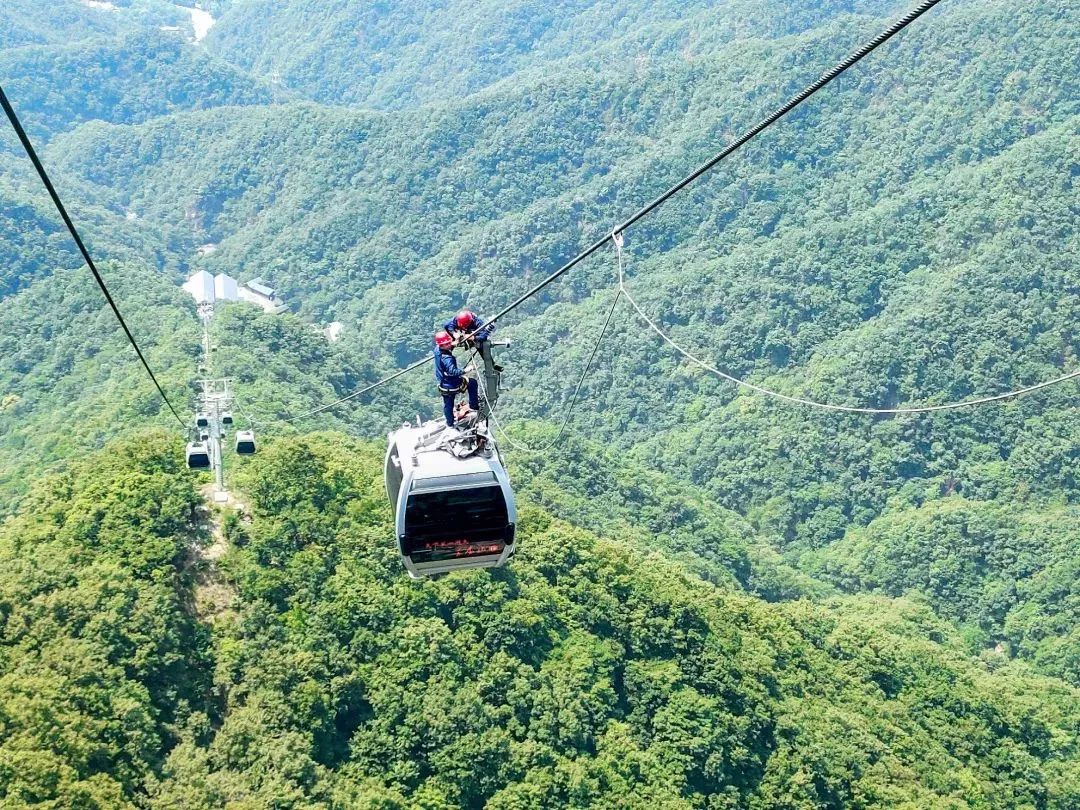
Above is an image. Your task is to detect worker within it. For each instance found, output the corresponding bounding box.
[443,310,495,349]
[444,309,503,387]
[434,330,479,428]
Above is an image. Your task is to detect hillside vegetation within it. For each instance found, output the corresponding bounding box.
[204,0,901,109]
[2,435,1078,807]
[0,30,275,140]
[0,263,199,507]
[0,0,1078,806]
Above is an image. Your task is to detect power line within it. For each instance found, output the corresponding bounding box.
[278,0,947,422]
[613,237,1080,414]
[0,85,188,429]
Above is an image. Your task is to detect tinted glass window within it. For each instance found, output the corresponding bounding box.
[384,445,403,504]
[404,485,509,562]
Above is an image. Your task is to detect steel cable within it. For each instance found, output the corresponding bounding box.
[278,0,948,421]
[479,286,623,452]
[0,85,188,429]
[614,237,1080,415]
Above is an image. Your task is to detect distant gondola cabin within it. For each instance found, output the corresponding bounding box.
[186,442,211,469]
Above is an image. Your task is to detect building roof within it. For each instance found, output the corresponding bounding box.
[182,270,215,303]
[214,273,239,301]
[246,281,275,298]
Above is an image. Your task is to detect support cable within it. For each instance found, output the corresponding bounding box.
[278,0,948,422]
[480,285,623,453]
[480,0,949,329]
[279,357,433,423]
[231,392,270,431]
[0,85,187,429]
[614,236,1080,414]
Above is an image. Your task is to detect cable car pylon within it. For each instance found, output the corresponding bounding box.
[185,316,257,492]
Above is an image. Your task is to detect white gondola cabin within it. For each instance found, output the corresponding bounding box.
[221,411,234,426]
[195,412,210,428]
[235,430,256,455]
[186,441,211,469]
[385,420,516,579]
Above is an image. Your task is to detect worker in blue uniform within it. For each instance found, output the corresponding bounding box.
[434,330,479,428]
[443,310,494,349]
[445,309,502,392]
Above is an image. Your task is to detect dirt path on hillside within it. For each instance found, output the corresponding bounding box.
[190,485,247,622]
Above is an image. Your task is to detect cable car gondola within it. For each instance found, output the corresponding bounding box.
[186,441,211,469]
[221,411,234,426]
[195,411,210,428]
[385,419,516,579]
[235,430,256,455]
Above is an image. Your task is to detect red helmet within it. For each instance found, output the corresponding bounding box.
[455,310,477,330]
[434,330,454,349]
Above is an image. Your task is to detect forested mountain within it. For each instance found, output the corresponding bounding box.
[2,435,1079,807]
[1,0,1078,806]
[0,30,276,140]
[0,263,198,505]
[204,0,902,109]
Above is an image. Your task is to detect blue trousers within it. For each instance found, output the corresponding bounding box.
[442,379,479,426]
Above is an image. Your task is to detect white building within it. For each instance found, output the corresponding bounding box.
[324,322,344,343]
[182,271,286,313]
[182,270,215,305]
[239,277,285,313]
[214,273,239,302]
